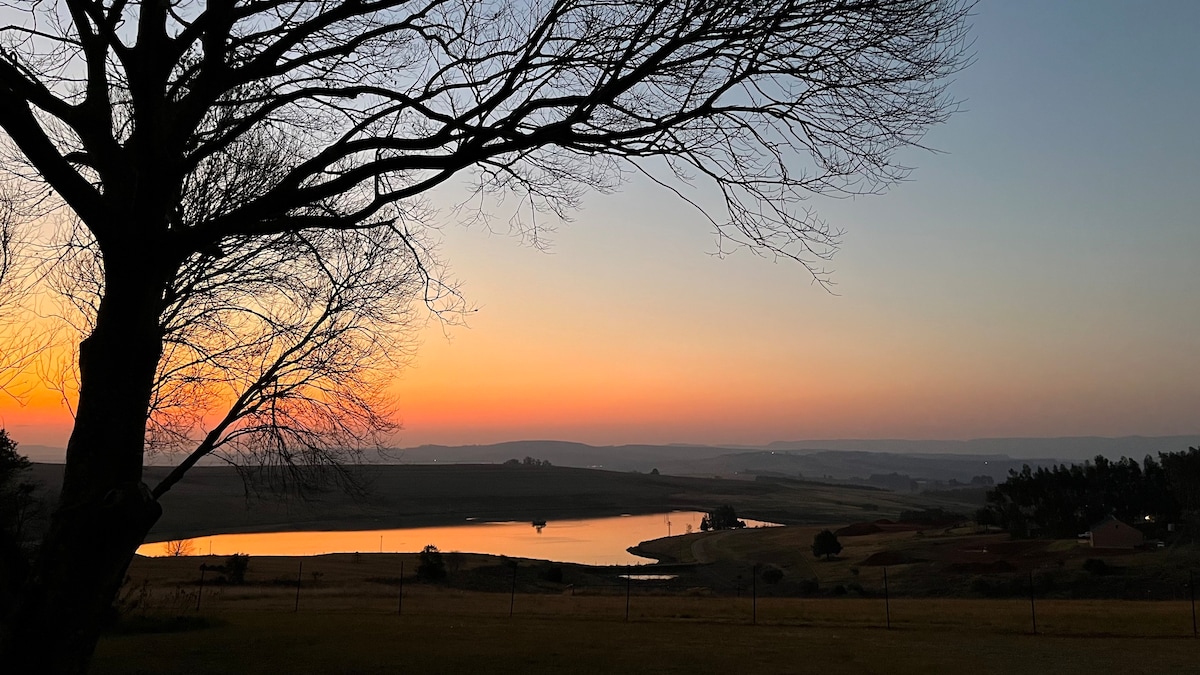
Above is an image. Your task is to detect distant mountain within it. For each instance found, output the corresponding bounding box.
[651,449,1054,484]
[389,440,733,472]
[15,436,1198,478]
[13,444,67,464]
[762,436,1200,460]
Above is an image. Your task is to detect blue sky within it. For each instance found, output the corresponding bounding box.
[7,0,1198,448]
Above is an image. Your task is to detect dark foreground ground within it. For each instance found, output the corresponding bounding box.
[93,609,1198,675]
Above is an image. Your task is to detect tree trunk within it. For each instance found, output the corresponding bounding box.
[0,259,167,673]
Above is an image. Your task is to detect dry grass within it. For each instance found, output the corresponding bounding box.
[100,549,1200,674]
[93,602,1200,675]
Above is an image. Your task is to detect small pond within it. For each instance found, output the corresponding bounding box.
[138,511,779,566]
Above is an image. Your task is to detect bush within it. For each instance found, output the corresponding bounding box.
[832,584,847,596]
[811,530,843,559]
[798,578,820,596]
[418,544,447,581]
[202,554,249,585]
[1083,558,1111,576]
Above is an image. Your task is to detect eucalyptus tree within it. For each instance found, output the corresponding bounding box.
[0,0,973,670]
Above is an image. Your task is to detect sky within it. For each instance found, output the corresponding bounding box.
[3,0,1199,449]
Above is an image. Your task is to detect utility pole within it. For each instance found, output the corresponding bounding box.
[294,559,304,613]
[883,567,891,630]
[1028,570,1037,635]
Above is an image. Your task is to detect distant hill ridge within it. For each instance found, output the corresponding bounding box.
[14,436,1199,477]
[763,436,1200,460]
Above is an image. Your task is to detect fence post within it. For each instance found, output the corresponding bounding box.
[509,563,518,617]
[752,564,757,625]
[1191,569,1196,638]
[294,559,303,613]
[1028,570,1037,635]
[195,565,206,612]
[625,566,632,622]
[397,560,404,616]
[883,567,891,630]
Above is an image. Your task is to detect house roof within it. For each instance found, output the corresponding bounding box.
[1089,515,1135,532]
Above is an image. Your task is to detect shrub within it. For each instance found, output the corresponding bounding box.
[202,554,249,585]
[418,544,447,581]
[761,566,784,585]
[811,530,843,559]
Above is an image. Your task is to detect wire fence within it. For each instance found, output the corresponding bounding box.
[119,557,1200,640]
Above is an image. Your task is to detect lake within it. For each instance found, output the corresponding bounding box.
[137,511,779,565]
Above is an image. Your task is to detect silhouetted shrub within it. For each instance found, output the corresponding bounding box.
[1083,558,1111,576]
[761,566,784,585]
[418,544,447,581]
[811,529,843,559]
[203,554,249,585]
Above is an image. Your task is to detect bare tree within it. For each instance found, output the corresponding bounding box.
[0,1,973,670]
[0,185,42,396]
[162,539,194,557]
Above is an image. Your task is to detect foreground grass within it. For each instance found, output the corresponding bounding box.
[105,553,1200,673]
[94,608,1198,675]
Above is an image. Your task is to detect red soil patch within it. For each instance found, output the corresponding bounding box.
[947,560,1016,574]
[877,523,927,533]
[835,520,930,537]
[983,540,1044,556]
[860,550,925,566]
[835,522,882,537]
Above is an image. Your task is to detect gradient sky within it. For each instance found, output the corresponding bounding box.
[3,0,1199,449]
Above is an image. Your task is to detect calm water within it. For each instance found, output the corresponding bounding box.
[138,511,779,565]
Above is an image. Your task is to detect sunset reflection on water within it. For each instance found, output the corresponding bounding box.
[137,511,779,565]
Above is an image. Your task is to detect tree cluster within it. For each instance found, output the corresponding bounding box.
[0,431,38,543]
[0,430,41,610]
[984,447,1200,539]
[699,505,746,532]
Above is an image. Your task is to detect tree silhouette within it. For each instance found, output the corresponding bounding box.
[0,1,973,669]
[162,540,194,558]
[811,529,842,560]
[417,544,447,582]
[701,504,746,531]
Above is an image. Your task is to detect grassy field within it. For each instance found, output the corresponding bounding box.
[121,553,1200,634]
[101,534,1200,673]
[632,524,1200,599]
[93,596,1200,674]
